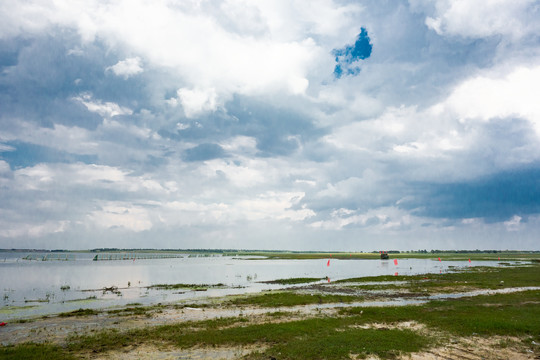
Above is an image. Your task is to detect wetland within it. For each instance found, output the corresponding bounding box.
[1,251,539,359]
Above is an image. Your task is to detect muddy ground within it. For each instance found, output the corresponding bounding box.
[2,293,539,359]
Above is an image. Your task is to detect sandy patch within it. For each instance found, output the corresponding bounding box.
[91,344,267,360]
[404,336,539,360]
[351,321,427,333]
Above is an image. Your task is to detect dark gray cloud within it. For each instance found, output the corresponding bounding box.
[401,167,540,221]
[182,143,227,162]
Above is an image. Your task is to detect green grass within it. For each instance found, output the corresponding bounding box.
[58,308,99,317]
[170,317,431,359]
[2,261,538,359]
[0,343,76,360]
[58,304,161,318]
[66,316,250,353]
[147,283,226,290]
[255,328,429,360]
[65,311,430,359]
[227,292,362,307]
[261,277,326,285]
[4,290,539,360]
[336,263,540,293]
[107,306,158,317]
[341,290,540,338]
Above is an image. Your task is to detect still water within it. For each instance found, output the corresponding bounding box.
[0,252,503,319]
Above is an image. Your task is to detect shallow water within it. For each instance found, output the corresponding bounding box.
[0,252,509,319]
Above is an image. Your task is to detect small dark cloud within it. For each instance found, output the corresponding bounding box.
[333,27,372,78]
[182,143,226,162]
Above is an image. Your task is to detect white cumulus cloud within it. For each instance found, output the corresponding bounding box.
[73,93,133,119]
[106,57,143,79]
[418,0,539,39]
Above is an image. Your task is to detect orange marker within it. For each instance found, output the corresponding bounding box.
[394,259,398,265]
[394,272,398,276]
[438,257,441,262]
[327,259,330,267]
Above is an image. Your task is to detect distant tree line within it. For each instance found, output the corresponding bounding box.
[371,249,539,254]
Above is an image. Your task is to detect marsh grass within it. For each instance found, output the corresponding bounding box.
[341,290,540,338]
[147,283,226,290]
[66,316,250,354]
[0,343,75,360]
[2,262,539,359]
[58,308,99,317]
[107,306,160,317]
[254,328,429,360]
[65,311,432,359]
[58,303,165,318]
[227,291,362,307]
[336,263,540,293]
[261,277,326,285]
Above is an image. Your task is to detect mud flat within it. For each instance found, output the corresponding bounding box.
[1,261,539,359]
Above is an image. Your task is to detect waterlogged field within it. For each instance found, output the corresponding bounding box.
[0,251,515,319]
[0,252,539,359]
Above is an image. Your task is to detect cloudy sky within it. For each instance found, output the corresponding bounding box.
[1,0,540,251]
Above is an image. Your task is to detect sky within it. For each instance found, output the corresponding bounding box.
[1,0,540,251]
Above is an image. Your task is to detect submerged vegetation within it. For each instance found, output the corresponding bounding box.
[260,277,326,285]
[147,283,226,290]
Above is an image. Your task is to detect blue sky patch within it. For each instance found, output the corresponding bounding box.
[333,27,372,78]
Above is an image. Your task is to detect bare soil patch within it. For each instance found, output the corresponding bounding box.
[91,344,267,360]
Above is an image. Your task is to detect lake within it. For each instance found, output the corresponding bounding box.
[0,252,504,320]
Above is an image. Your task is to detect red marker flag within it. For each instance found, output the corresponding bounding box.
[327,259,330,267]
[468,258,471,263]
[394,272,398,276]
[438,257,441,262]
[394,259,398,265]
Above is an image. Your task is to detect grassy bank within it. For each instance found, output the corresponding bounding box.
[335,262,540,294]
[227,291,363,307]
